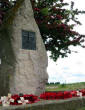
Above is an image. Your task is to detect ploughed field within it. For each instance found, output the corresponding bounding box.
[45,82,85,92]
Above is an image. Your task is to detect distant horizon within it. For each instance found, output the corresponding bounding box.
[47,81,85,84]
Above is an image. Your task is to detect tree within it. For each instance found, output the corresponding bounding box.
[0,0,85,61]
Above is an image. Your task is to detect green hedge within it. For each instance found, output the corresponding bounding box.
[0,97,85,110]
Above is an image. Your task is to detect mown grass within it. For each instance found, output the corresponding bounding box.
[45,82,85,92]
[78,107,85,110]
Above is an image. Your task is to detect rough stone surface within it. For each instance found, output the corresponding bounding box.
[9,0,48,95]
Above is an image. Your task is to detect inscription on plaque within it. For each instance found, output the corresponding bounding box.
[22,30,36,50]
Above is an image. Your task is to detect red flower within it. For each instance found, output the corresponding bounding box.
[56,15,62,20]
[40,92,58,100]
[56,92,64,99]
[71,91,77,97]
[40,92,66,100]
[23,94,39,103]
[34,8,40,11]
[80,89,85,96]
[57,24,65,28]
[63,91,72,99]
[10,94,39,105]
[10,94,20,105]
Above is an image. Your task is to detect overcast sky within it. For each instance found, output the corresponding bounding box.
[47,0,85,84]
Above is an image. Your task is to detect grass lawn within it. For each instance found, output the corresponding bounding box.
[45,82,85,92]
[78,107,85,110]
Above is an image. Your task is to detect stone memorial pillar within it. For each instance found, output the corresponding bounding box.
[9,0,48,95]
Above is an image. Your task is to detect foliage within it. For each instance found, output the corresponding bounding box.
[60,83,66,88]
[0,0,85,61]
[31,0,85,61]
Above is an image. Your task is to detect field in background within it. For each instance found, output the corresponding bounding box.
[45,82,85,92]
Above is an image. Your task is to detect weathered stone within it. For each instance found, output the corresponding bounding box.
[9,0,48,95]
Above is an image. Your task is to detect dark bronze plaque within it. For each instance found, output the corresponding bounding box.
[22,30,36,50]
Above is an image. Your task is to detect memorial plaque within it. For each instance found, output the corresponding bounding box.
[22,30,36,50]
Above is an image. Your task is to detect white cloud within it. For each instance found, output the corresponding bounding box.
[47,0,85,83]
[47,46,85,83]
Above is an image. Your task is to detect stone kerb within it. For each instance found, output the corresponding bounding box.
[0,97,85,110]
